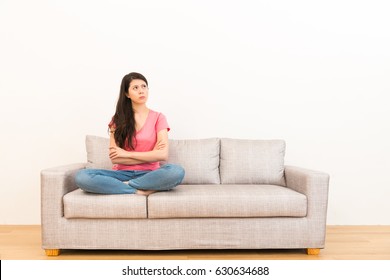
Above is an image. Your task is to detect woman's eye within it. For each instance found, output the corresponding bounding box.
[133,86,138,90]
[142,85,146,88]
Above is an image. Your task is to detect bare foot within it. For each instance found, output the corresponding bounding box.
[136,190,157,196]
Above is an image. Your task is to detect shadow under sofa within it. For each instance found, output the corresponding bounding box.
[41,137,329,256]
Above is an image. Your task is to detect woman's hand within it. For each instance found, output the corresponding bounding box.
[109,146,128,160]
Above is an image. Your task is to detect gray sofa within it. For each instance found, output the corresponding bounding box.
[41,136,329,256]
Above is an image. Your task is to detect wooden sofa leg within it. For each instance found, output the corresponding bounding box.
[45,249,61,256]
[306,248,320,255]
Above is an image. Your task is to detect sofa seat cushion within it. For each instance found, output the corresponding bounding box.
[63,189,147,219]
[148,185,307,218]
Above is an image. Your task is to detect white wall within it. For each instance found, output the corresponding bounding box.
[1,0,389,225]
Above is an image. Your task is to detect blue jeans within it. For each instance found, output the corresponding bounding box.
[75,164,185,194]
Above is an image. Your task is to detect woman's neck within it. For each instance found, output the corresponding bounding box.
[132,103,149,114]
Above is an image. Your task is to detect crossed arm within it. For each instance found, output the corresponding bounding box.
[108,129,169,165]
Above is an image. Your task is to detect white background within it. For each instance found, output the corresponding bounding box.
[2,260,390,279]
[0,0,389,225]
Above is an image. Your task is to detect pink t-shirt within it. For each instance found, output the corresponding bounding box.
[109,110,170,171]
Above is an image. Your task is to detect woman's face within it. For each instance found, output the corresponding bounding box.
[126,79,149,104]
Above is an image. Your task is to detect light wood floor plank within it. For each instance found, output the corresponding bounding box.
[1,225,389,260]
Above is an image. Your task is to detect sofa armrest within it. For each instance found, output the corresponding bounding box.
[41,163,86,221]
[284,165,329,221]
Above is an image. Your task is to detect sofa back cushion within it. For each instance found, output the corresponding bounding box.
[86,135,112,170]
[220,138,286,185]
[85,135,221,184]
[166,138,220,184]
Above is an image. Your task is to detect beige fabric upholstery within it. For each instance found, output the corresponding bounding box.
[41,137,330,252]
[41,218,319,250]
[63,189,147,219]
[220,138,286,185]
[148,185,307,218]
[166,138,220,184]
[86,135,111,170]
[284,165,330,245]
[85,136,221,184]
[41,164,329,250]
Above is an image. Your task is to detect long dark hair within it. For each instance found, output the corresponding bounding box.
[111,72,148,150]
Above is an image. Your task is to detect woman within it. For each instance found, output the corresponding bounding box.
[75,72,185,195]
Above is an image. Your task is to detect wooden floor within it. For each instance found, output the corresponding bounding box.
[1,225,389,260]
